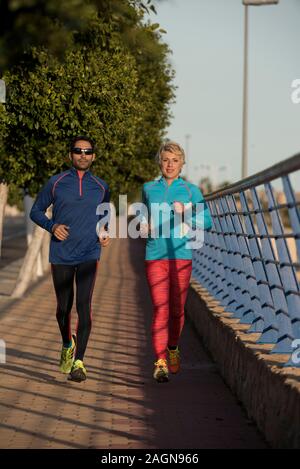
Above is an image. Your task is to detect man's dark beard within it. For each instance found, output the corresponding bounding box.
[71,159,93,171]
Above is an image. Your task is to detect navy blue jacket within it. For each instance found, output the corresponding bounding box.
[30,167,110,265]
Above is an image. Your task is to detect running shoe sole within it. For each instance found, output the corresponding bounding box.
[68,368,86,382]
[154,371,169,383]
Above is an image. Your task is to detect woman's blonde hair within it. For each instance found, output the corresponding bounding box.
[156,141,186,165]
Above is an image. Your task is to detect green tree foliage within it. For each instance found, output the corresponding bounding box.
[1,2,175,201]
[2,45,141,199]
[0,0,157,71]
[75,3,175,173]
[0,0,94,72]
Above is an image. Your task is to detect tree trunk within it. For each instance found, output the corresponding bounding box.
[0,182,8,257]
[11,224,46,298]
[41,232,50,273]
[23,192,35,245]
[41,206,52,273]
[24,192,44,278]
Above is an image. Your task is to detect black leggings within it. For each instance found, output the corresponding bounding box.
[51,260,98,361]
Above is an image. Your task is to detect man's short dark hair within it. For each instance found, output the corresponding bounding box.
[69,135,95,152]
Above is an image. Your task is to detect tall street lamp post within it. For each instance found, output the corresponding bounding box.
[241,0,279,179]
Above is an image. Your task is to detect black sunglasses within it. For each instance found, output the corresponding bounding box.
[72,147,94,155]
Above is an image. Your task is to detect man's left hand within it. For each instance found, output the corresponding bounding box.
[99,230,110,247]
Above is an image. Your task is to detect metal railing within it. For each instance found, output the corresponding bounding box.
[192,153,300,367]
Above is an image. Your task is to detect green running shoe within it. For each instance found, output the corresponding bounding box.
[69,359,87,382]
[168,346,180,374]
[59,335,76,374]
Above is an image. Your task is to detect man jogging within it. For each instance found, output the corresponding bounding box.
[30,136,110,382]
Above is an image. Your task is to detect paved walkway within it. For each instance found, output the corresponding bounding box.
[0,237,268,449]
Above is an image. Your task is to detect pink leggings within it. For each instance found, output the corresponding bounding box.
[145,259,192,360]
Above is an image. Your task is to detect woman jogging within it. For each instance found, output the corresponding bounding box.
[141,141,212,383]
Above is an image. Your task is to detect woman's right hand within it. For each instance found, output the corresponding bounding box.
[173,201,192,214]
[173,201,185,214]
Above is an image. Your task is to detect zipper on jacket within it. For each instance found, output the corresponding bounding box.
[77,170,84,196]
[163,178,169,203]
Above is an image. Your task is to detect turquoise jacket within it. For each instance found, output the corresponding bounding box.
[141,177,212,260]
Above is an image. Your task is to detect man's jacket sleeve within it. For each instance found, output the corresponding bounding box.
[99,184,111,229]
[103,185,110,205]
[30,179,55,234]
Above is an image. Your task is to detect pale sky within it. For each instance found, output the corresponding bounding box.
[149,0,300,189]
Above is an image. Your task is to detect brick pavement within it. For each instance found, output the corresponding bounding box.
[0,237,268,449]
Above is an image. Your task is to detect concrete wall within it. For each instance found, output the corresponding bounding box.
[185,279,300,449]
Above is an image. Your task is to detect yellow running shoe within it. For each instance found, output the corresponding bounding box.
[69,359,87,382]
[59,335,76,374]
[168,347,180,374]
[153,358,169,383]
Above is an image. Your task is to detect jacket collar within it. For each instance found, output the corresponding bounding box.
[70,167,90,176]
[160,176,182,188]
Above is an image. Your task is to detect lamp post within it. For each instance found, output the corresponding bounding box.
[218,165,227,185]
[241,0,279,179]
